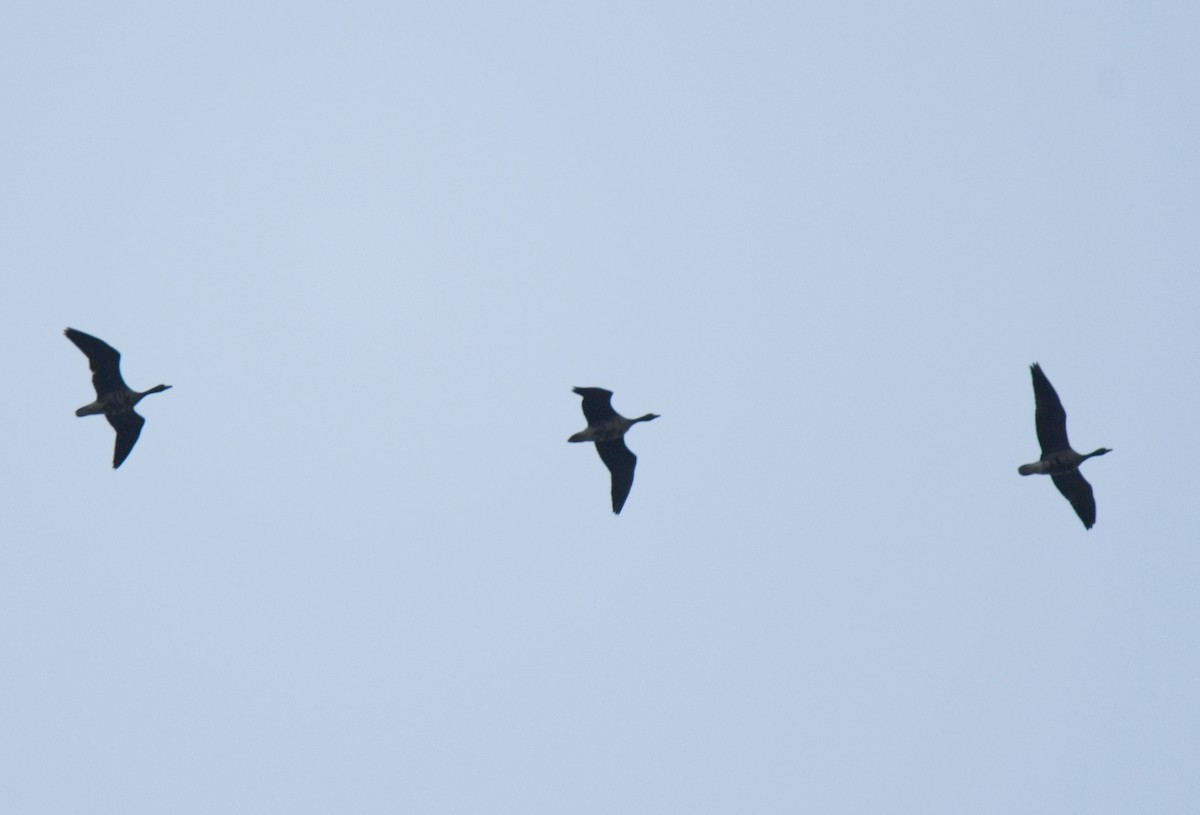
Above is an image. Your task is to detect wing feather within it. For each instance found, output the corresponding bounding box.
[65,328,129,395]
[595,439,637,514]
[1031,363,1070,454]
[574,387,618,427]
[1051,470,1096,529]
[106,411,145,469]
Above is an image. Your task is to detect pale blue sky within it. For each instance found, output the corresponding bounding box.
[3,1,1199,812]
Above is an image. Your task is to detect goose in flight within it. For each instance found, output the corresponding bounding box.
[65,328,172,469]
[569,387,659,514]
[1018,363,1110,529]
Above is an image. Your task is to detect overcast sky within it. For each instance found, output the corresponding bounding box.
[3,1,1199,813]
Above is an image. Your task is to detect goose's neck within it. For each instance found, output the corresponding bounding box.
[133,384,172,404]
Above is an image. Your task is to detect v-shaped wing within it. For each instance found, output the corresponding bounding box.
[65,328,129,396]
[1051,470,1096,530]
[106,411,145,469]
[595,438,637,514]
[1031,363,1070,454]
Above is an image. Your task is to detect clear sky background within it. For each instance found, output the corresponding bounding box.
[3,1,1199,812]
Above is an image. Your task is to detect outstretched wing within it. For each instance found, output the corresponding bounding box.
[106,410,145,469]
[1031,363,1070,455]
[65,328,129,395]
[595,438,637,515]
[574,387,618,427]
[1051,470,1096,530]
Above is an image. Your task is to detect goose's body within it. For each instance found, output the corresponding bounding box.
[569,387,659,514]
[1018,363,1110,529]
[65,328,171,469]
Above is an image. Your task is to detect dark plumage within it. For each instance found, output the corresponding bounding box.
[568,387,659,514]
[1017,363,1111,529]
[65,328,172,469]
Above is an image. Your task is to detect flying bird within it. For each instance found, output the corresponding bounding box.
[569,387,659,514]
[1018,363,1111,529]
[65,328,172,469]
